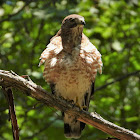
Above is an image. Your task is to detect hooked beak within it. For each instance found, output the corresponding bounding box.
[78,17,86,26]
[81,20,86,26]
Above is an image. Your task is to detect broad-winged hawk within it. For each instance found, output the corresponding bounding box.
[39,14,103,139]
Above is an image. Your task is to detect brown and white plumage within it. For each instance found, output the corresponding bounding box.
[39,14,102,139]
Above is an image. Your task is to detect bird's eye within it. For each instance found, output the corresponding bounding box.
[69,18,75,22]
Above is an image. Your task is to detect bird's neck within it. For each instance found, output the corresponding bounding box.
[61,27,83,53]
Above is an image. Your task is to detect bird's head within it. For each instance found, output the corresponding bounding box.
[61,14,85,29]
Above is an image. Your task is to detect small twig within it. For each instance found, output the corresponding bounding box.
[95,70,140,92]
[2,87,19,140]
[106,137,120,140]
[23,118,57,139]
[10,70,18,76]
[30,19,45,69]
[20,75,33,82]
[0,1,32,23]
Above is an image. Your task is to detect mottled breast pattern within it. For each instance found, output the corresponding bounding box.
[39,34,103,84]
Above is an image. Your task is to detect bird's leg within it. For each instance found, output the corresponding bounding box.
[82,105,88,110]
[68,99,74,104]
[75,97,83,110]
[75,97,88,110]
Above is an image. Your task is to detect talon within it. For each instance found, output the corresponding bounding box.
[75,97,83,110]
[75,103,83,110]
[59,96,65,100]
[68,100,74,104]
[82,105,88,110]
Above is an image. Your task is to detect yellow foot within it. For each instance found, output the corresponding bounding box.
[75,97,88,110]
[59,96,65,100]
[67,100,74,104]
[59,96,74,104]
[75,97,82,110]
[75,103,82,110]
[82,105,88,110]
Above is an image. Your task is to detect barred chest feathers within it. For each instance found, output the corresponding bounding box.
[43,43,99,83]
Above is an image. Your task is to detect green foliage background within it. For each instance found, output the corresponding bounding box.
[0,0,140,139]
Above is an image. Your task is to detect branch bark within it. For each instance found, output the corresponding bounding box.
[2,87,19,140]
[0,70,140,140]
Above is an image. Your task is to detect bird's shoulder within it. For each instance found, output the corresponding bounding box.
[80,33,103,74]
[39,35,62,66]
[81,33,99,54]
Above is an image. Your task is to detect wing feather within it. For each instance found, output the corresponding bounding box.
[80,82,94,130]
[81,34,103,75]
[39,36,62,67]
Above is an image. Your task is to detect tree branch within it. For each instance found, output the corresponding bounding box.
[0,70,140,140]
[2,87,19,140]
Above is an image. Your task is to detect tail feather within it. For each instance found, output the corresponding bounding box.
[63,113,84,139]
